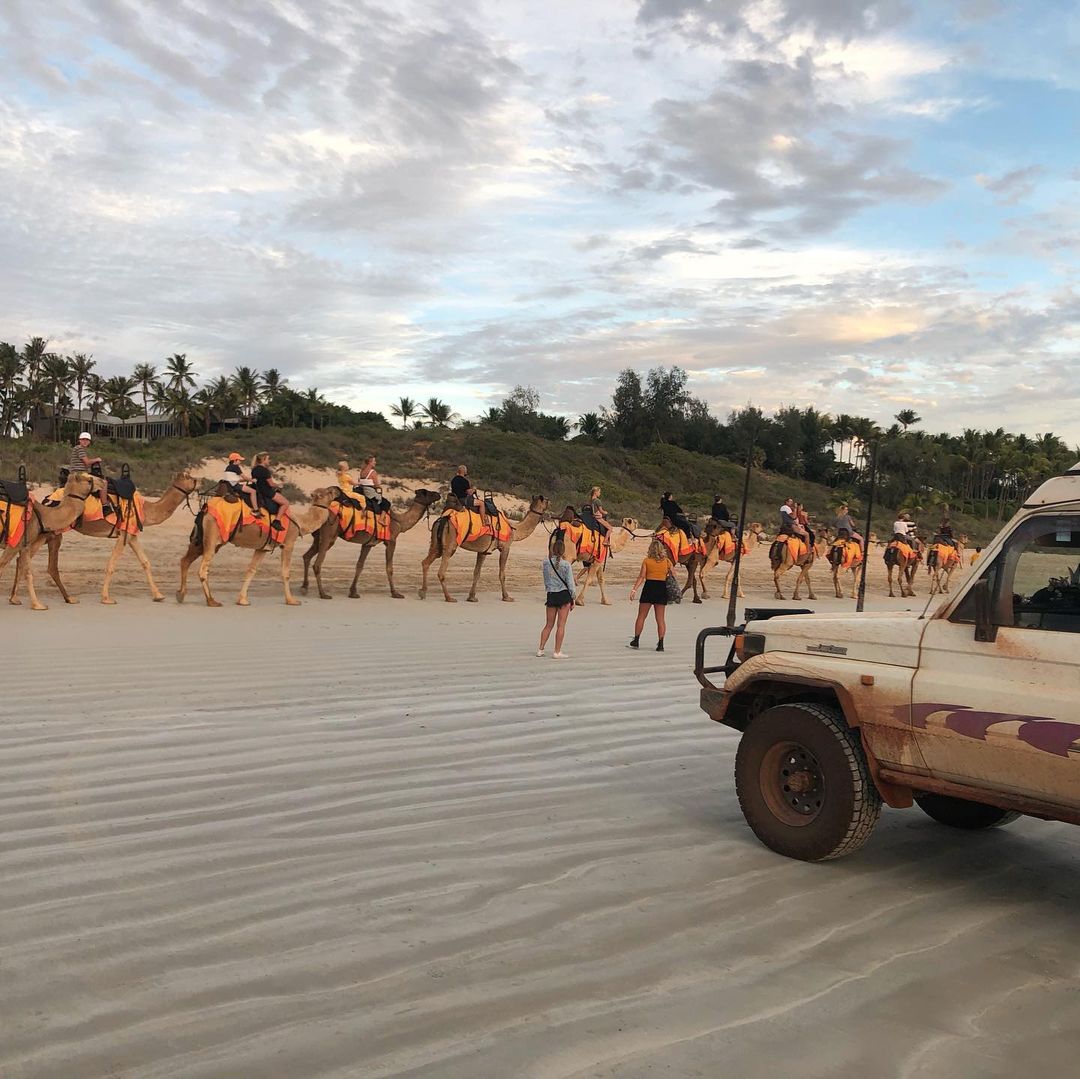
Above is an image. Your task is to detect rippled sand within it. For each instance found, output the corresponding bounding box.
[3,585,1080,1077]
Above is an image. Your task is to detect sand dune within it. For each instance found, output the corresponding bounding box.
[3,584,1079,1076]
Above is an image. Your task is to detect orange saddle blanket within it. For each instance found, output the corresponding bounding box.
[560,521,610,565]
[332,498,391,542]
[443,508,512,545]
[0,498,29,547]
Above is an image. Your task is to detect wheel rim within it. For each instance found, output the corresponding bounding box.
[760,741,825,827]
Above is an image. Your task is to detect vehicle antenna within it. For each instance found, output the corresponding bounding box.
[727,422,757,629]
[855,440,878,613]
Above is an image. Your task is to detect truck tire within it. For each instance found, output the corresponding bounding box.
[734,702,881,861]
[913,792,1021,830]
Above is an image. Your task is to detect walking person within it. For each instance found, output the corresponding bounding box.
[628,536,672,652]
[538,537,576,659]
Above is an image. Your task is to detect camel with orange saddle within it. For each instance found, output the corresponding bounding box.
[927,536,966,595]
[827,532,864,599]
[547,508,640,605]
[884,535,923,598]
[34,470,199,606]
[770,532,818,600]
[419,494,548,603]
[177,483,336,606]
[699,520,753,599]
[301,487,442,600]
[0,471,106,611]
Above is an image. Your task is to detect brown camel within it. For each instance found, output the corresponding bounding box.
[927,538,966,595]
[884,536,922,598]
[827,535,864,599]
[1,472,106,611]
[561,517,640,606]
[770,534,818,600]
[699,521,753,600]
[36,470,198,606]
[301,487,442,599]
[176,485,336,607]
[418,495,548,603]
[653,523,705,604]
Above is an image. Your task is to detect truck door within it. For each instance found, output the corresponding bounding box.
[911,514,1080,807]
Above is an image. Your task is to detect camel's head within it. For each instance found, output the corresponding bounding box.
[310,486,337,509]
[559,505,577,523]
[68,471,104,499]
[620,516,638,532]
[414,488,442,508]
[528,494,548,514]
[174,470,199,494]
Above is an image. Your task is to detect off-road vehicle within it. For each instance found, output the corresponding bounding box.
[695,463,1080,860]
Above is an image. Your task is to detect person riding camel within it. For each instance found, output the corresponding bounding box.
[938,516,958,548]
[778,497,796,536]
[67,432,114,516]
[225,452,247,480]
[892,511,914,541]
[586,485,612,536]
[659,492,697,538]
[247,452,289,532]
[795,502,814,546]
[357,455,381,510]
[834,504,863,548]
[711,495,734,531]
[336,460,358,497]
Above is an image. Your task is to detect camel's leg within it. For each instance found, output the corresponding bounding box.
[689,559,702,604]
[310,531,336,599]
[384,541,404,599]
[236,548,269,606]
[125,534,164,602]
[437,548,456,603]
[100,535,127,605]
[467,550,486,603]
[2,545,23,605]
[887,565,896,598]
[300,534,319,592]
[44,533,78,604]
[177,542,201,603]
[573,562,590,606]
[349,543,374,598]
[803,564,817,601]
[595,564,610,605]
[19,537,50,611]
[279,540,301,606]
[774,565,785,600]
[850,568,859,600]
[418,548,433,599]
[497,546,513,602]
[198,545,223,607]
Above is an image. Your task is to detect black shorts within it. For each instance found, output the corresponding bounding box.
[546,589,574,608]
[640,579,668,605]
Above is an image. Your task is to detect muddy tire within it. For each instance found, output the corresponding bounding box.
[913,792,1020,830]
[734,702,881,861]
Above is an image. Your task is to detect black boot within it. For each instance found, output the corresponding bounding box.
[656,638,665,652]
[628,635,640,649]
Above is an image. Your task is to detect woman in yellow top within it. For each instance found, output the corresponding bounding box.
[629,536,673,652]
[336,460,357,495]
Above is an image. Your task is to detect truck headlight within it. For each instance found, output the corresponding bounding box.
[735,632,766,661]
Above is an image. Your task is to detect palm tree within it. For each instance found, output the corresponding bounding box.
[576,412,604,441]
[303,387,326,429]
[41,353,73,441]
[232,366,263,428]
[261,368,286,401]
[894,409,921,432]
[420,397,456,427]
[209,376,240,431]
[164,353,196,393]
[389,395,418,429]
[104,375,138,425]
[133,363,159,440]
[152,383,194,438]
[0,342,20,436]
[70,353,96,420]
[85,374,106,434]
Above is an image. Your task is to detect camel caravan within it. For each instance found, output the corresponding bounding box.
[0,439,974,611]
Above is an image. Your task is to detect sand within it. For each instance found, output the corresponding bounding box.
[3,484,1078,1077]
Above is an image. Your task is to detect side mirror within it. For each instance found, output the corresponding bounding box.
[973,578,998,643]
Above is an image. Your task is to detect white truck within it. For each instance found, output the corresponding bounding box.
[695,463,1080,861]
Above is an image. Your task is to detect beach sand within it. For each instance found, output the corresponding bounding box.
[3,487,1078,1077]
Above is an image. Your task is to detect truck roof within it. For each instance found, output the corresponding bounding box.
[1024,462,1080,508]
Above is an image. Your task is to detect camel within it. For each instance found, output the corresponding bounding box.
[699,521,752,600]
[927,538,966,595]
[0,472,106,611]
[301,487,442,599]
[556,516,640,606]
[418,495,548,603]
[884,536,922,598]
[827,535,864,599]
[32,470,199,606]
[176,485,336,607]
[769,534,818,600]
[652,524,705,604]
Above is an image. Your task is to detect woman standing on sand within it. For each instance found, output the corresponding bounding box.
[537,537,576,659]
[629,536,672,652]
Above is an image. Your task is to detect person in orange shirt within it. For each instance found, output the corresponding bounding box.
[629,536,673,652]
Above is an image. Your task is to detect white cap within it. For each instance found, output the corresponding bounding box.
[79,431,92,441]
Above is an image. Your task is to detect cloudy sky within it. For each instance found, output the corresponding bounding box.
[1,0,1078,441]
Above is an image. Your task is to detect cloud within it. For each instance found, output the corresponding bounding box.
[975,165,1045,204]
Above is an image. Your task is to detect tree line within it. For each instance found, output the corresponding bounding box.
[2,336,1075,522]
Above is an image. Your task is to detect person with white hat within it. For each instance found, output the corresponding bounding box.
[69,432,102,474]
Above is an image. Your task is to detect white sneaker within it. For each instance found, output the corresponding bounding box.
[552,651,568,659]
[535,649,546,657]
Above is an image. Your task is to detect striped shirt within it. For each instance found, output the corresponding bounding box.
[69,446,90,472]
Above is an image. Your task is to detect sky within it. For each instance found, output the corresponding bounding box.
[1,0,1078,442]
